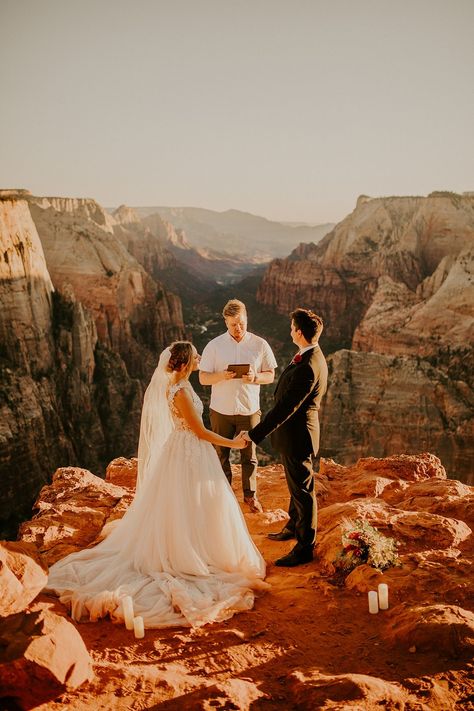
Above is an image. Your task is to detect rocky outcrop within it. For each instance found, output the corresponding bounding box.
[7,453,473,709]
[0,198,54,371]
[0,198,73,535]
[0,194,185,538]
[113,205,178,273]
[320,350,474,479]
[113,206,256,303]
[353,248,474,357]
[318,194,473,276]
[0,605,93,708]
[288,671,407,710]
[18,466,131,568]
[112,207,213,303]
[28,195,184,379]
[257,194,474,476]
[257,193,474,350]
[0,491,92,708]
[257,244,375,350]
[0,541,47,616]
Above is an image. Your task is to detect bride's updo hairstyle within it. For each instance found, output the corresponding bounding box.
[166,341,194,378]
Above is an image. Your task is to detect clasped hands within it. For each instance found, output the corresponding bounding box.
[232,430,252,449]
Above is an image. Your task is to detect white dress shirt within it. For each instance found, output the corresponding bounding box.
[199,331,277,415]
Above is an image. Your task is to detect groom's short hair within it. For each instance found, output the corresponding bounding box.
[291,308,323,342]
[222,299,247,319]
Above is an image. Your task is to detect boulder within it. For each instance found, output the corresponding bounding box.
[18,467,128,567]
[0,605,93,709]
[382,603,474,658]
[391,510,471,551]
[288,670,407,709]
[105,456,138,489]
[0,542,47,617]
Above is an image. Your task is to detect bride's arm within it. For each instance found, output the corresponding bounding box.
[173,388,246,448]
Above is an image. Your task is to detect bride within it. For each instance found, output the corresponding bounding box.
[45,341,267,628]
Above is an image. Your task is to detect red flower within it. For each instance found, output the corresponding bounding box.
[292,353,302,364]
[348,532,361,540]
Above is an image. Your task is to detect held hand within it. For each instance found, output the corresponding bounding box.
[237,430,252,443]
[242,366,256,384]
[232,435,247,449]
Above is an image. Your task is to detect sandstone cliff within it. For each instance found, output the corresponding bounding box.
[320,350,474,479]
[258,193,474,350]
[28,195,184,379]
[112,206,214,304]
[113,205,258,304]
[353,249,474,361]
[0,193,185,538]
[0,198,79,535]
[256,193,474,479]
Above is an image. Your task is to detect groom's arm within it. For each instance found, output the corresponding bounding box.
[248,365,317,445]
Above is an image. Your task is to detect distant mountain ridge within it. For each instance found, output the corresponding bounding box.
[129,206,334,260]
[111,205,262,301]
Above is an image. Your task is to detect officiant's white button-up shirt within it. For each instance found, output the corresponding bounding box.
[199,331,277,416]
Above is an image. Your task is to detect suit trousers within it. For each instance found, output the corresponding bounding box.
[210,409,260,498]
[280,452,317,551]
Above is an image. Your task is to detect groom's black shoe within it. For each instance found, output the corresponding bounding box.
[267,528,295,541]
[274,547,313,567]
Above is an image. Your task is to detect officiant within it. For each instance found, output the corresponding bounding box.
[199,299,277,513]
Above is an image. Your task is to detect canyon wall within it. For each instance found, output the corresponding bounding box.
[0,192,185,537]
[320,350,473,478]
[113,205,258,303]
[28,196,184,379]
[257,193,474,479]
[112,206,216,304]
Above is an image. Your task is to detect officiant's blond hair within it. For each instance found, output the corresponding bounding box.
[222,299,246,318]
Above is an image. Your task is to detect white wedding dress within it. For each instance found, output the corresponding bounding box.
[46,375,267,628]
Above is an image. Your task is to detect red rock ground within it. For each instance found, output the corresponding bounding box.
[23,460,473,711]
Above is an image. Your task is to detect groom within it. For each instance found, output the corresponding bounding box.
[242,308,328,567]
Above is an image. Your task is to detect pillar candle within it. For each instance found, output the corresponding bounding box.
[378,583,389,610]
[133,615,145,639]
[122,596,134,630]
[368,590,379,614]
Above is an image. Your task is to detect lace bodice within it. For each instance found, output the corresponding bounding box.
[167,380,203,431]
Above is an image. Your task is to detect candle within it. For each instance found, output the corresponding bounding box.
[133,615,145,639]
[378,583,389,610]
[122,596,134,630]
[368,590,379,614]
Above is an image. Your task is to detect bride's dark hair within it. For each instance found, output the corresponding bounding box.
[166,341,194,377]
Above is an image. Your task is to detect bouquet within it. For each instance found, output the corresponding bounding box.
[333,518,399,580]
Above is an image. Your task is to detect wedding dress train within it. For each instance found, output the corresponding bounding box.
[45,378,267,628]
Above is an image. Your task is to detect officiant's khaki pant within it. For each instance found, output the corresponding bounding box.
[210,409,261,498]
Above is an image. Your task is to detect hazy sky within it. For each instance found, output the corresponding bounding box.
[1,0,473,223]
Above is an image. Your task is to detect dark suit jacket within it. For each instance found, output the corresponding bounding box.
[249,345,328,458]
